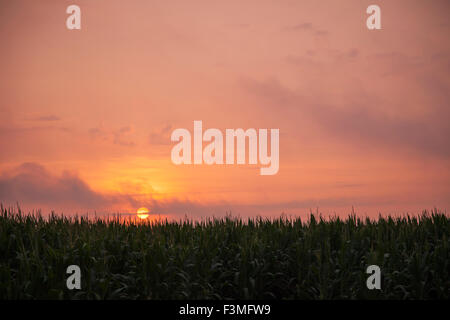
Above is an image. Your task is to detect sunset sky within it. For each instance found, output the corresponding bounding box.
[0,0,449,219]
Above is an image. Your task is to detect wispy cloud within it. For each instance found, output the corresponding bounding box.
[240,76,450,157]
[283,22,328,36]
[89,125,136,147]
[113,126,136,147]
[148,124,172,145]
[32,115,61,122]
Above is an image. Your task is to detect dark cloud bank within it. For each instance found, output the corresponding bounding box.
[0,163,118,210]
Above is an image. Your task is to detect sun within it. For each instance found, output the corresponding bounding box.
[136,207,150,220]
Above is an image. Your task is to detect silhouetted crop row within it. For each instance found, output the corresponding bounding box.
[0,206,448,299]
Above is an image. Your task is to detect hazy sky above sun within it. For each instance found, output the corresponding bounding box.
[0,0,449,219]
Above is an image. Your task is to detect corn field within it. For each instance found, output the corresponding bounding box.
[0,206,448,299]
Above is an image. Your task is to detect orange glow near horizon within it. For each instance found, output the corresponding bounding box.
[136,207,150,220]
